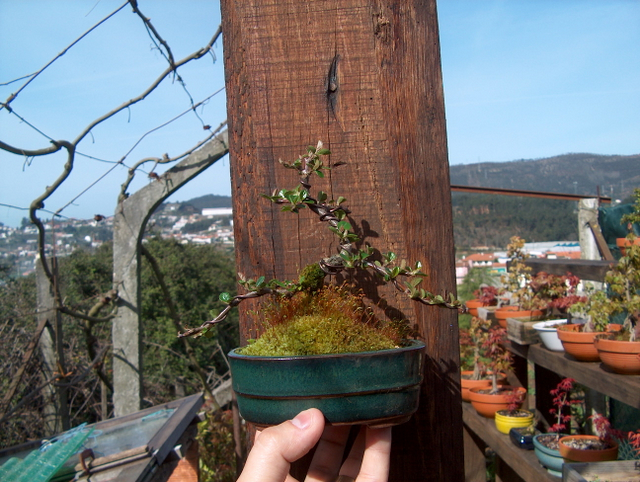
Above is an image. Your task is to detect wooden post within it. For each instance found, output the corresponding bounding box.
[221,1,463,479]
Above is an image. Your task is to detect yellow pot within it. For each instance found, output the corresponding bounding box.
[494,409,534,434]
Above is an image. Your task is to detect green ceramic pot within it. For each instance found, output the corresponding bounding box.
[228,340,425,427]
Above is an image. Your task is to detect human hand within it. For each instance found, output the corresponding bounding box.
[237,408,392,482]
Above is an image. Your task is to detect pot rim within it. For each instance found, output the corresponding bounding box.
[533,319,567,331]
[229,338,426,361]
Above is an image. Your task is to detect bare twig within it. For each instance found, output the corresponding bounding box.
[0,2,129,113]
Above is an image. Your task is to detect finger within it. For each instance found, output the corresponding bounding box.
[237,408,326,482]
[305,424,351,482]
[336,426,366,478]
[355,426,392,482]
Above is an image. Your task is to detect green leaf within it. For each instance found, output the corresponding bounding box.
[219,292,232,304]
[317,148,331,155]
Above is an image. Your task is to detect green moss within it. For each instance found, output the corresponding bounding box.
[297,263,326,292]
[238,284,408,356]
[238,314,397,356]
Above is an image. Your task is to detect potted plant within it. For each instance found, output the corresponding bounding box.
[179,142,461,427]
[557,287,623,362]
[495,236,545,328]
[530,271,587,351]
[467,325,526,418]
[558,412,620,463]
[466,285,499,317]
[459,316,506,402]
[616,188,640,256]
[494,390,533,434]
[533,377,581,476]
[589,192,640,374]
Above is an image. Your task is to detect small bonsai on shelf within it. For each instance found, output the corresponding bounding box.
[180,141,461,354]
[528,271,586,318]
[500,236,546,311]
[459,316,492,380]
[482,325,513,394]
[569,190,640,342]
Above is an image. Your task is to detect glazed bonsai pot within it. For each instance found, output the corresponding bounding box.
[594,334,640,375]
[467,386,526,418]
[533,433,567,476]
[509,426,537,450]
[558,435,619,462]
[532,319,567,351]
[228,339,425,428]
[494,409,534,434]
[495,306,543,329]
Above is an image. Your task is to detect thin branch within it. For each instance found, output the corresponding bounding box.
[0,1,129,113]
[119,119,226,200]
[71,26,222,149]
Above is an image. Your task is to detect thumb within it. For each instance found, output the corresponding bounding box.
[238,408,326,482]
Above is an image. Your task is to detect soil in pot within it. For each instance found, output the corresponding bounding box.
[558,435,619,462]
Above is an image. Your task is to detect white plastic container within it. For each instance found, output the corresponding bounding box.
[533,319,567,351]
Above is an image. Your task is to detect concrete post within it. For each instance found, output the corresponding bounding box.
[112,131,228,416]
[579,198,600,260]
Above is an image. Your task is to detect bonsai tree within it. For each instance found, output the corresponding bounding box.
[459,316,492,380]
[500,236,546,311]
[482,325,513,394]
[569,193,640,340]
[528,271,587,318]
[473,285,499,307]
[180,141,462,353]
[548,378,582,442]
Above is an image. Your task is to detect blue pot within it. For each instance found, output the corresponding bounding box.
[229,340,425,427]
[533,433,566,477]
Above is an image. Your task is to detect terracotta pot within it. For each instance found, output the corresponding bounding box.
[558,435,619,462]
[228,340,425,427]
[616,237,640,256]
[494,409,534,434]
[594,335,640,375]
[465,299,484,317]
[467,386,526,418]
[556,324,611,362]
[460,371,506,402]
[495,306,543,328]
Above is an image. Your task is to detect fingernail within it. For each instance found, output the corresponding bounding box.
[291,409,312,430]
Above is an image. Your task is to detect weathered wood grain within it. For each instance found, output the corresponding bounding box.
[220,0,462,479]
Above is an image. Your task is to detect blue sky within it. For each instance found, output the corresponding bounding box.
[1,1,638,227]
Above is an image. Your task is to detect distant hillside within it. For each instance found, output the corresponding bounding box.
[166,154,640,250]
[450,153,640,249]
[450,153,640,201]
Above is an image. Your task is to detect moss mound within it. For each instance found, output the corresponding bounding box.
[237,284,409,356]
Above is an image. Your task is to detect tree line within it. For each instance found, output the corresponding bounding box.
[0,238,238,448]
